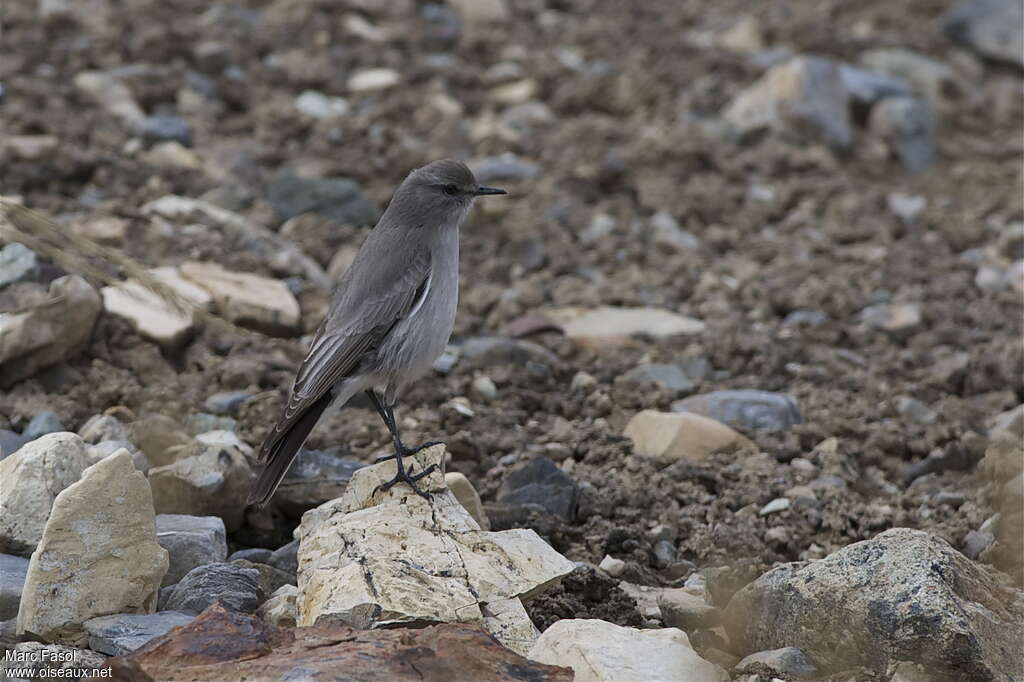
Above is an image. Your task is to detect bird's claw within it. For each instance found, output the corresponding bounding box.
[374,463,438,500]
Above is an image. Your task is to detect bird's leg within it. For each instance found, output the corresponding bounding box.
[365,391,445,463]
[365,390,436,499]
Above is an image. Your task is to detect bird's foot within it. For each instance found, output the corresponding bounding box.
[375,462,438,500]
[373,440,446,463]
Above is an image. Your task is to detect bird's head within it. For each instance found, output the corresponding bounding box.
[390,159,506,227]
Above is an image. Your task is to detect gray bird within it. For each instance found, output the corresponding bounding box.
[248,159,506,506]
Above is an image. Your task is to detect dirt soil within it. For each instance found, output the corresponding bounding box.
[1,0,1022,669]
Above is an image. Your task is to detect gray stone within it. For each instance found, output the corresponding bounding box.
[886,193,927,225]
[658,589,719,631]
[84,611,195,656]
[141,115,192,146]
[941,0,1023,68]
[736,647,818,680]
[859,301,923,337]
[203,391,251,416]
[185,413,237,436]
[653,540,676,568]
[469,153,540,182]
[267,171,379,226]
[724,528,1024,680]
[724,56,853,150]
[459,335,560,369]
[23,412,65,440]
[783,309,829,327]
[78,414,128,443]
[622,363,696,395]
[0,243,39,288]
[0,553,29,620]
[229,548,273,563]
[294,90,349,119]
[275,448,365,518]
[650,211,701,251]
[155,514,228,586]
[672,390,801,432]
[231,559,294,599]
[963,528,995,559]
[0,275,102,386]
[860,49,962,107]
[869,96,936,173]
[268,540,299,576]
[838,65,911,106]
[162,562,261,614]
[895,396,937,425]
[0,430,30,460]
[497,456,578,522]
[86,440,149,474]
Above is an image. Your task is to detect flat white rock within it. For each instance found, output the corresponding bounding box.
[528,619,727,682]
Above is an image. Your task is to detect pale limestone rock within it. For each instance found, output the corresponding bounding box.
[139,141,202,170]
[347,68,400,93]
[0,433,91,556]
[528,619,727,682]
[489,79,538,105]
[624,410,755,467]
[148,443,254,532]
[17,451,168,645]
[445,472,491,530]
[71,215,128,245]
[482,597,539,657]
[448,0,509,24]
[0,275,101,386]
[297,446,574,638]
[257,584,298,628]
[544,306,705,345]
[2,135,58,160]
[73,70,145,129]
[179,261,300,336]
[101,266,213,349]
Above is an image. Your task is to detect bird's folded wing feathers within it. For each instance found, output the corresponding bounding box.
[257,247,432,462]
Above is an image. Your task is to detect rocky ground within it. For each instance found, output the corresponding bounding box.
[1,0,1022,680]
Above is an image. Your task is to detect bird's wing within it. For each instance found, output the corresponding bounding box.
[257,246,432,462]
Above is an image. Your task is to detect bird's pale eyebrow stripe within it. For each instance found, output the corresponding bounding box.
[408,271,432,318]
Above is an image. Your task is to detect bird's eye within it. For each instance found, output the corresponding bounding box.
[442,184,459,196]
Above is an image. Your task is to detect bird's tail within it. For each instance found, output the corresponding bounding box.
[247,393,332,507]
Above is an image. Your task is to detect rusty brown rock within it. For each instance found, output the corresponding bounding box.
[98,603,572,682]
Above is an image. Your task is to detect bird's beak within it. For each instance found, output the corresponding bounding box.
[474,186,507,196]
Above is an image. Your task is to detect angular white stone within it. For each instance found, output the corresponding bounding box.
[528,619,727,682]
[180,261,300,336]
[148,443,254,533]
[257,584,298,628]
[348,68,400,93]
[0,275,101,385]
[624,410,755,466]
[0,433,91,556]
[17,451,169,645]
[297,446,574,638]
[101,266,213,348]
[444,472,490,530]
[482,597,539,657]
[545,306,705,343]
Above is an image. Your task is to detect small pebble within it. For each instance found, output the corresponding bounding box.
[472,375,498,401]
[23,411,65,440]
[759,497,791,516]
[598,554,626,578]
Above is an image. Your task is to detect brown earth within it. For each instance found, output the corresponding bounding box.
[1,0,1022,672]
